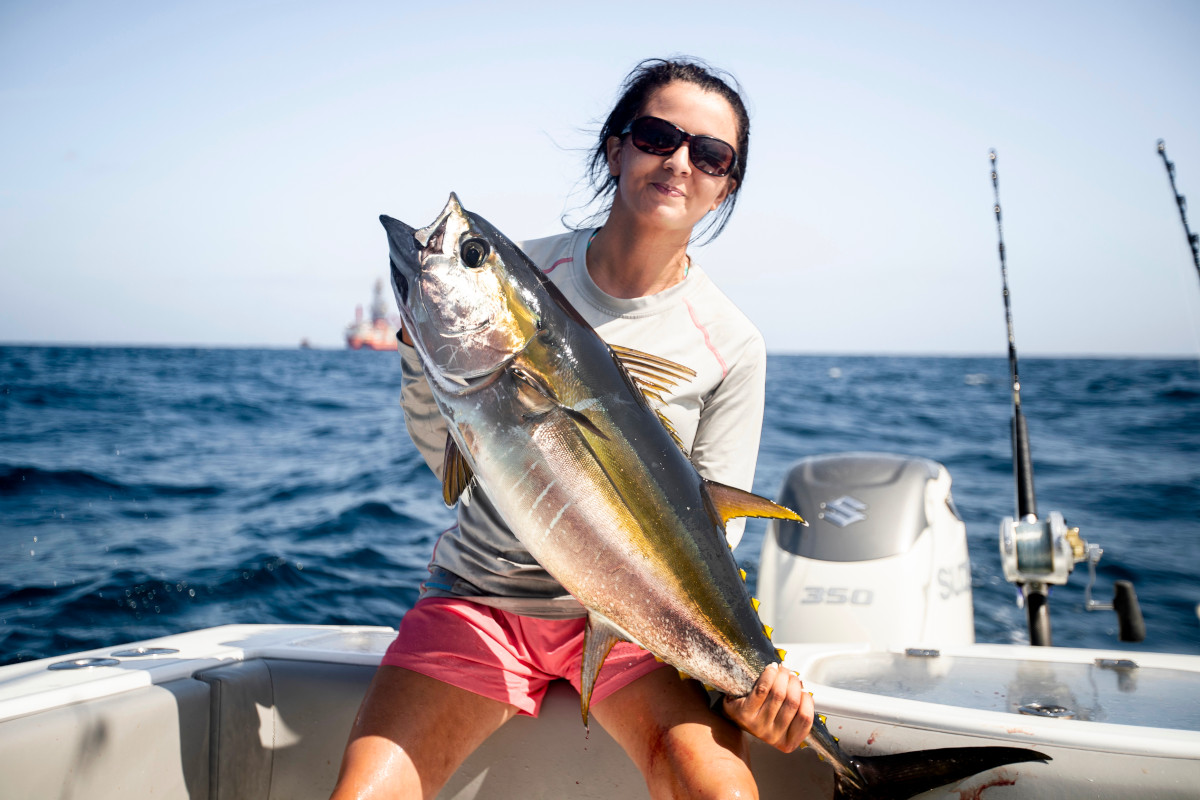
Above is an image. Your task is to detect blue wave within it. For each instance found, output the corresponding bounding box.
[1,346,1195,665]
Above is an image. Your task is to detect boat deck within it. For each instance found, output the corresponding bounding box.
[1,625,1197,799]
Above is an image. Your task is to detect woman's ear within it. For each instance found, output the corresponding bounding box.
[605,135,623,177]
[710,179,736,212]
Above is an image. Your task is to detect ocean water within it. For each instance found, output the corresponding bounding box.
[1,347,1198,666]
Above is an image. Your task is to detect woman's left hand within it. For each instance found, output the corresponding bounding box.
[722,662,814,753]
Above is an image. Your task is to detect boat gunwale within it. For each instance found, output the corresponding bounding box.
[1,625,1197,760]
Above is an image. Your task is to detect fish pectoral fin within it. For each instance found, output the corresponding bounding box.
[441,435,474,506]
[511,367,559,417]
[511,366,609,440]
[703,480,807,527]
[562,405,608,441]
[579,614,625,728]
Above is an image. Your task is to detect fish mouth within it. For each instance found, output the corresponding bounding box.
[389,257,410,306]
[415,193,467,254]
[381,215,419,308]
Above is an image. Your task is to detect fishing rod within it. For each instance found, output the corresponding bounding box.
[988,150,1144,647]
[988,150,1050,645]
[1156,139,1200,285]
[989,151,1037,524]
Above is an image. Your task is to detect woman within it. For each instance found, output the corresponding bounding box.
[332,57,814,800]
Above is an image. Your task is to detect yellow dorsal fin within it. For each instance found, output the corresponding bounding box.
[703,480,807,526]
[610,344,697,385]
[610,344,696,451]
[441,435,473,506]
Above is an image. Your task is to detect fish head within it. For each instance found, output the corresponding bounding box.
[381,193,540,385]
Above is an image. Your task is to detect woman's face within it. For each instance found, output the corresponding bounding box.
[606,81,739,235]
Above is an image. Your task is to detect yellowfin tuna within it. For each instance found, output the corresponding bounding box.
[382,195,1049,798]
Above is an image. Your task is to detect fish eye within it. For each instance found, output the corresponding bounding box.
[459,238,490,269]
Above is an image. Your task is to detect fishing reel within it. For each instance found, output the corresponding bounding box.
[999,512,1080,587]
[999,514,1144,642]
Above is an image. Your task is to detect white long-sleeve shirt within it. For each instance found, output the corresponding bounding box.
[399,228,767,618]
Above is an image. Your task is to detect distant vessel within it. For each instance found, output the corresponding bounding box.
[345,279,399,351]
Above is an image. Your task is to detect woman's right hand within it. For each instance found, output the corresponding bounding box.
[721,662,814,753]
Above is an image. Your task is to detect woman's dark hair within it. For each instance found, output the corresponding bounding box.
[584,57,750,244]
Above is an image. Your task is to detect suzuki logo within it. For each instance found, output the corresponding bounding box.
[820,496,867,527]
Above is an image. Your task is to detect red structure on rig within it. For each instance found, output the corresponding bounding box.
[345,279,399,351]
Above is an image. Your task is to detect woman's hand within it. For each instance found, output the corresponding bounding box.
[721,662,814,753]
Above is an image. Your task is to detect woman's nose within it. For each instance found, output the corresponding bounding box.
[663,144,691,175]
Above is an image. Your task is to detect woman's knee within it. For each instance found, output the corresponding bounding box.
[643,722,757,800]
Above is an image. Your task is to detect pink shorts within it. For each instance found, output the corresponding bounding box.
[382,596,666,716]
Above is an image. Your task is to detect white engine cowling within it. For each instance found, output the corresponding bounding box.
[757,452,974,649]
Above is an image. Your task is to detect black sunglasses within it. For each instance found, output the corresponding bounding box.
[619,116,738,178]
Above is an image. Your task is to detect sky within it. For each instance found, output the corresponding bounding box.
[2,1,1199,355]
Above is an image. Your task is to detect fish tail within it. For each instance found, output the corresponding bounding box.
[833,746,1051,800]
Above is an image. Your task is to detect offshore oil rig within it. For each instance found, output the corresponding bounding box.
[345,279,399,351]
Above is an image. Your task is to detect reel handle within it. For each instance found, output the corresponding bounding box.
[1113,580,1146,643]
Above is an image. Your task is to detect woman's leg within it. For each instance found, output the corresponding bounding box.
[330,665,519,800]
[590,667,757,800]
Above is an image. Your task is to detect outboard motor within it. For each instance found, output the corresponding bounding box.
[757,452,975,649]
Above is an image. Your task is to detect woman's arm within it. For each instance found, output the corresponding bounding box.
[398,329,450,481]
[687,333,768,549]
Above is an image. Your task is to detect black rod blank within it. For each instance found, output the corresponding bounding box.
[990,150,1038,521]
[1157,140,1200,286]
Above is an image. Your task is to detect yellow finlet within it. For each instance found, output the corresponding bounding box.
[776,647,787,661]
[763,624,774,639]
[739,568,747,581]
[751,596,760,612]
